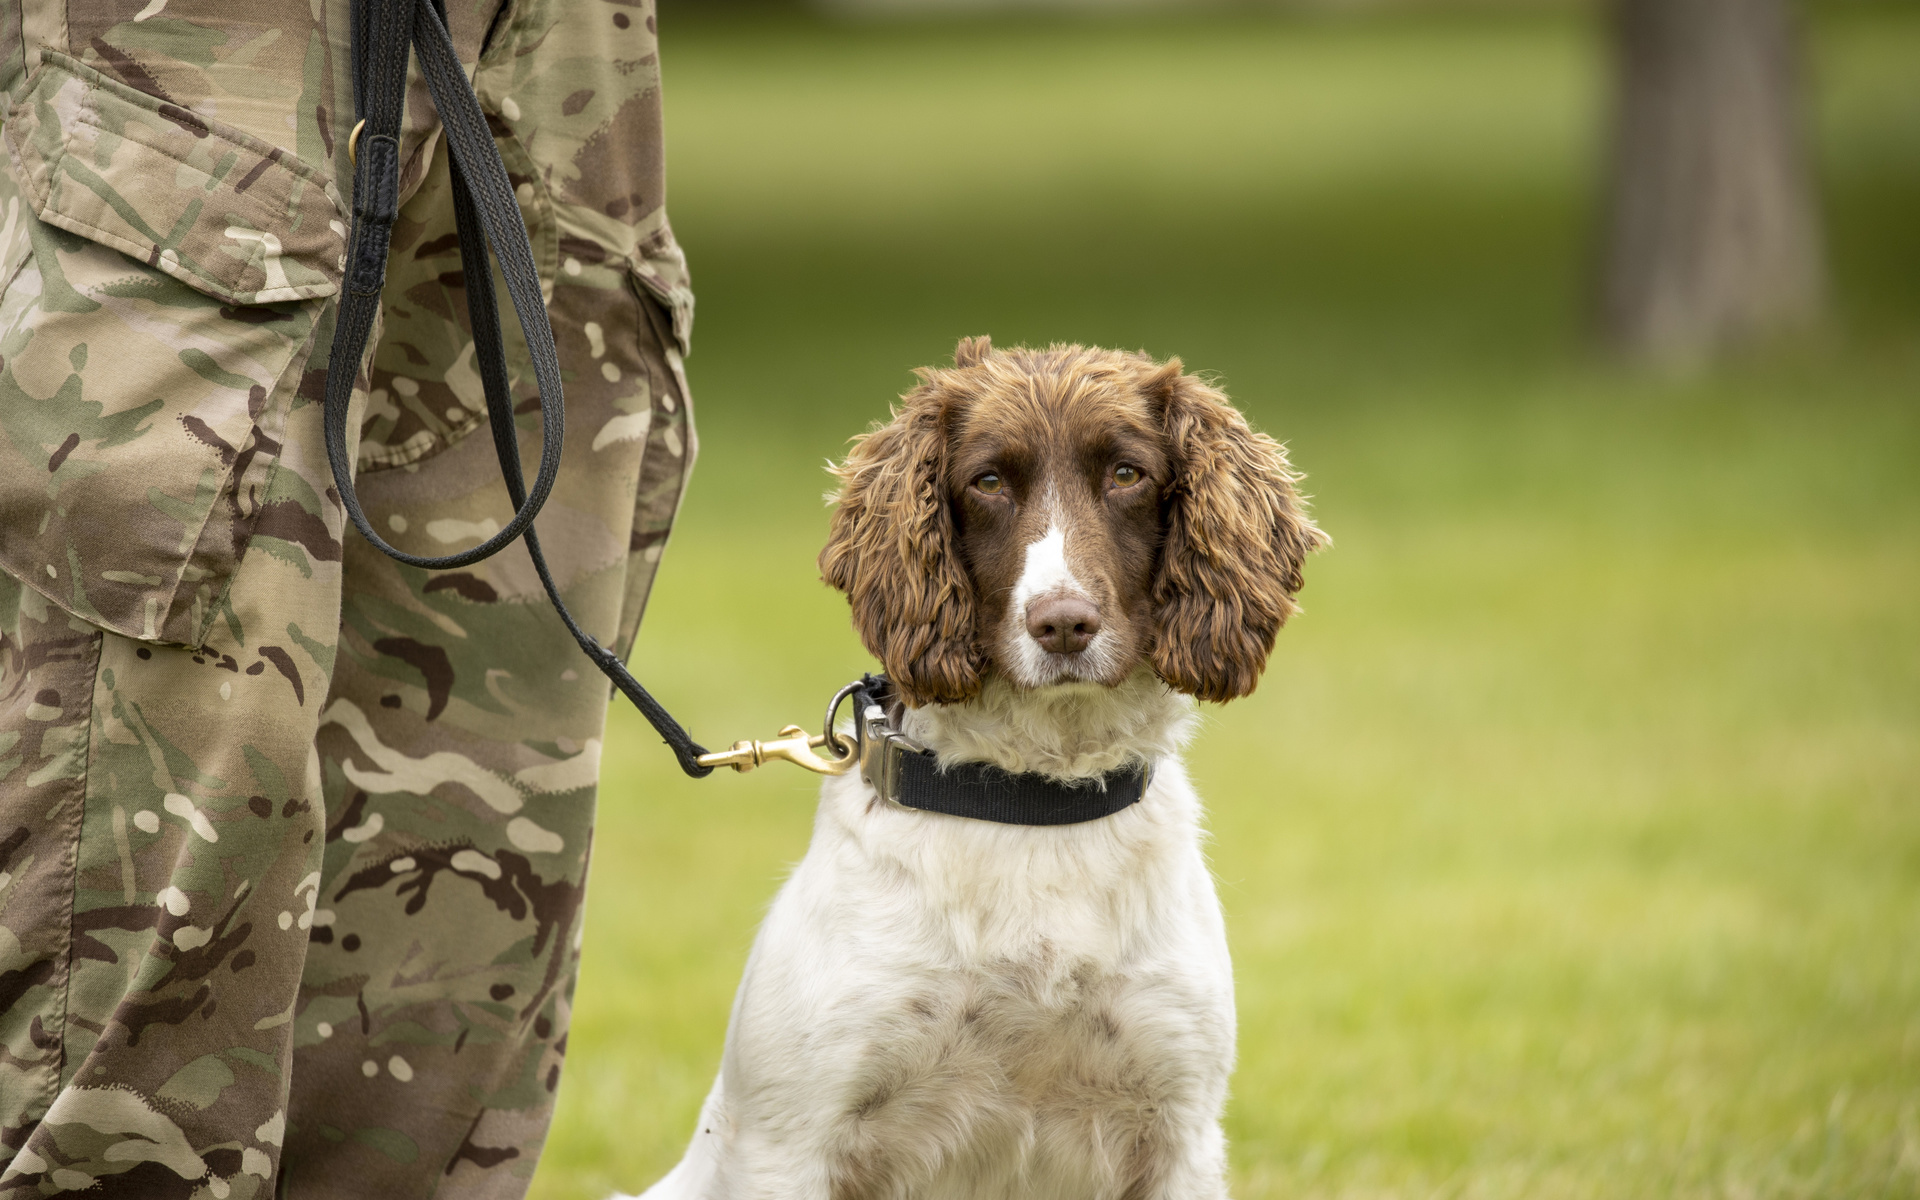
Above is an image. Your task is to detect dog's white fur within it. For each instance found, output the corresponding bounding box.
[627,667,1235,1200]
[1000,486,1129,692]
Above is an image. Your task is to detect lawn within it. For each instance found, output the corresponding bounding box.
[530,5,1920,1198]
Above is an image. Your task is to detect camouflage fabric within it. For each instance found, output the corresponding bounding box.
[0,1,695,1197]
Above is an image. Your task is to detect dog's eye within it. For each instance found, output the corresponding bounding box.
[974,472,1004,495]
[1112,464,1142,488]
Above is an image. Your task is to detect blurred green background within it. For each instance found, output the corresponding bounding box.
[532,3,1919,1197]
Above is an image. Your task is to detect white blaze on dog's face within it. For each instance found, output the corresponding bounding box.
[963,428,1164,689]
[1005,514,1099,686]
[820,337,1327,707]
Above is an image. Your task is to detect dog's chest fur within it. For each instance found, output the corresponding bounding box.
[660,677,1234,1199]
[808,878,1230,1200]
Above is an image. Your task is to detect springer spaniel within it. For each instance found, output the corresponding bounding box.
[629,338,1325,1200]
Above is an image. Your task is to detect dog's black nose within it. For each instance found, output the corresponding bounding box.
[1027,596,1102,655]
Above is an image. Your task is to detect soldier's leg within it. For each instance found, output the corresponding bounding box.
[0,2,395,1194]
[0,0,363,1186]
[282,207,694,1200]
[0,13,364,1185]
[1,1,691,1195]
[277,0,694,1189]
[0,359,350,1200]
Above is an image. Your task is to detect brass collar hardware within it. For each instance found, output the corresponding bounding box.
[693,674,1151,825]
[691,677,927,781]
[347,119,367,165]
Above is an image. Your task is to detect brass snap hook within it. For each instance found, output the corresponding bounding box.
[694,680,865,776]
[695,726,856,776]
[347,119,367,165]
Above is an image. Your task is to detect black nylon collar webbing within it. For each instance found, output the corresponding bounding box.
[852,677,1153,827]
[892,755,1152,826]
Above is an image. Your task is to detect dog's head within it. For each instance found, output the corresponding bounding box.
[821,337,1327,708]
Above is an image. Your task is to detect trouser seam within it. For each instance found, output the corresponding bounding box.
[54,627,106,1097]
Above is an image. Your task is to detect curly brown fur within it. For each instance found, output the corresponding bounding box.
[820,365,985,706]
[1146,361,1328,701]
[821,336,1326,707]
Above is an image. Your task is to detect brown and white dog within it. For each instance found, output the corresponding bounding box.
[630,338,1324,1200]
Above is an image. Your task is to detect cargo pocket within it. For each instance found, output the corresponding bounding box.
[0,50,346,646]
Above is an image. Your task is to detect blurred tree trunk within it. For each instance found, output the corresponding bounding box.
[1598,0,1826,365]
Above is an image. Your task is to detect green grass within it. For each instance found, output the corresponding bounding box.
[530,5,1920,1197]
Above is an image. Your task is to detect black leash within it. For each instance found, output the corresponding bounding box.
[323,3,1155,817]
[325,0,714,776]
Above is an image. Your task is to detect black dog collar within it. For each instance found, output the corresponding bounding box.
[851,677,1153,827]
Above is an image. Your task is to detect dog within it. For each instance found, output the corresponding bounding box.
[628,337,1325,1199]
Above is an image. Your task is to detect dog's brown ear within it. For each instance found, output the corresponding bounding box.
[953,335,992,368]
[1146,361,1327,702]
[820,388,984,707]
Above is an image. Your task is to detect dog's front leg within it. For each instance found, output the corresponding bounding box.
[681,848,886,1200]
[638,1066,840,1200]
[712,1130,835,1200]
[1137,1112,1232,1200]
[633,1074,732,1199]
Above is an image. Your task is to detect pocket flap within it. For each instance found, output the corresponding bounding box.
[4,50,345,306]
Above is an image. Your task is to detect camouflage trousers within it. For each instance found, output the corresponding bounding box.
[0,1,696,1196]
